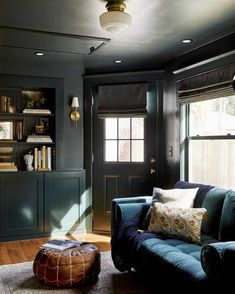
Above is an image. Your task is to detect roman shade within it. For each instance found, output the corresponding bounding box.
[98,83,149,117]
[178,65,235,104]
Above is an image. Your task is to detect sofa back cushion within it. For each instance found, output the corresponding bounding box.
[219,190,235,241]
[201,187,227,239]
[174,181,227,239]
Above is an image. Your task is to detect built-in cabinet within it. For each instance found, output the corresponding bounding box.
[0,170,86,241]
[0,74,86,242]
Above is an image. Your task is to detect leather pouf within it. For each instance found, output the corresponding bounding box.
[33,243,100,287]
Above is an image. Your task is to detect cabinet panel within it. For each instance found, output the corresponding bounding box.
[45,170,85,235]
[0,172,44,237]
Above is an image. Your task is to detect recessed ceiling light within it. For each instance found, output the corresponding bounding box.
[182,39,193,44]
[34,52,45,56]
[113,60,123,63]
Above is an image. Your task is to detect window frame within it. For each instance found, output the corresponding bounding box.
[103,117,145,164]
[183,102,235,182]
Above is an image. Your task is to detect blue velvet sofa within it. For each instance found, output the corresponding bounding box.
[111,181,235,291]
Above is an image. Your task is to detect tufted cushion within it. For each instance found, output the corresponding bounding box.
[148,203,207,244]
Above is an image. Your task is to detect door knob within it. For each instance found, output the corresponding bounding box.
[150,168,156,174]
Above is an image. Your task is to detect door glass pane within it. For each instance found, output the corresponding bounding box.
[132,140,144,162]
[105,140,117,161]
[189,139,235,189]
[132,118,144,139]
[190,96,235,136]
[118,118,130,139]
[118,140,130,161]
[105,118,117,139]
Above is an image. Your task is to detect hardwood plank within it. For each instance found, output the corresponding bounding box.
[0,234,111,265]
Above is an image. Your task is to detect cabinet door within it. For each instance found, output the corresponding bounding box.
[0,172,44,238]
[45,170,85,235]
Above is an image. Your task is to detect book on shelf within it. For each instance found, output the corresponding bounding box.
[14,120,23,141]
[26,135,52,143]
[0,166,17,171]
[0,165,17,169]
[0,162,15,166]
[23,109,51,114]
[33,146,52,171]
[41,239,84,251]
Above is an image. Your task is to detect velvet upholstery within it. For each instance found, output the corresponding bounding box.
[111,182,235,291]
[219,190,235,241]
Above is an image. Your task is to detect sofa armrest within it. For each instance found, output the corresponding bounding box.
[111,196,152,238]
[201,241,235,279]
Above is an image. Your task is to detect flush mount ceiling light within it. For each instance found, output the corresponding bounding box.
[99,1,132,34]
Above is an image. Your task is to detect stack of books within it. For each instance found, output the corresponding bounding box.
[41,239,84,251]
[26,135,53,143]
[23,109,51,114]
[0,147,17,171]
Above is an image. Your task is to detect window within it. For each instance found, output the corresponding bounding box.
[104,117,144,162]
[185,95,235,189]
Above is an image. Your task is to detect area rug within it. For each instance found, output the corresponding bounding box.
[0,251,155,293]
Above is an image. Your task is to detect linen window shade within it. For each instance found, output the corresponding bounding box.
[178,65,235,104]
[98,83,149,117]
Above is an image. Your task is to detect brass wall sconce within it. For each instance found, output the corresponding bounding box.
[70,97,80,127]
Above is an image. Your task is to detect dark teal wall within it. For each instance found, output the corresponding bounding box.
[0,61,84,169]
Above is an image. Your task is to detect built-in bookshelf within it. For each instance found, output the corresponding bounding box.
[0,86,56,171]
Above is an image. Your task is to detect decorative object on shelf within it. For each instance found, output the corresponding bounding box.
[23,152,34,171]
[0,121,14,140]
[99,1,132,34]
[22,90,46,110]
[70,96,80,128]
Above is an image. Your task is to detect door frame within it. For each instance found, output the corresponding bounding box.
[84,70,165,233]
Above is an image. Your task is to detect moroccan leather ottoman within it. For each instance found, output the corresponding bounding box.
[33,243,100,287]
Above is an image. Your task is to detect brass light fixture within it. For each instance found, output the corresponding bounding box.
[99,1,132,34]
[70,97,80,127]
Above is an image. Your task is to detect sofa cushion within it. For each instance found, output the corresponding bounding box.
[148,203,207,244]
[140,187,198,230]
[174,181,214,208]
[201,187,227,239]
[219,190,235,241]
[138,238,207,286]
[152,187,199,207]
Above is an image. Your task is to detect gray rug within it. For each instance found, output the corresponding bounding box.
[0,251,155,293]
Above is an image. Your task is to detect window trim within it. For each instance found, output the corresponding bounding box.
[103,117,145,164]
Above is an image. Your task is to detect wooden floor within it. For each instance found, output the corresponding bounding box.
[0,234,111,265]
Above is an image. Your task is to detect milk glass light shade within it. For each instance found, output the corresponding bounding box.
[99,1,132,34]
[71,97,79,108]
[99,11,132,34]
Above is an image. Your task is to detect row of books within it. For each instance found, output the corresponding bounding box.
[1,96,11,113]
[33,146,52,171]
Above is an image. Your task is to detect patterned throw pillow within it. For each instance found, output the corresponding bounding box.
[148,202,207,244]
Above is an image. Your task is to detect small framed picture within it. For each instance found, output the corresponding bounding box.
[0,121,14,140]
